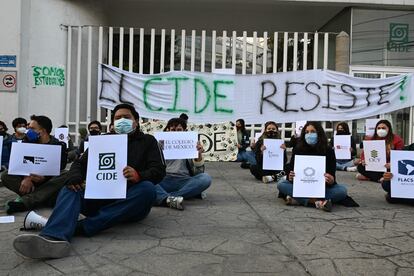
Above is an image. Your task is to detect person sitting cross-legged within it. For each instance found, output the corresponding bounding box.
[13,104,166,259]
[155,118,212,210]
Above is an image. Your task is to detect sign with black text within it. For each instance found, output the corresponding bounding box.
[293,155,326,198]
[390,150,414,199]
[363,140,387,172]
[154,131,198,160]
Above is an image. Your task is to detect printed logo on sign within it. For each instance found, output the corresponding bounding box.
[387,23,411,52]
[304,167,315,177]
[99,153,116,170]
[398,160,414,175]
[371,150,378,158]
[369,150,381,163]
[301,167,317,183]
[59,134,65,141]
[23,156,35,164]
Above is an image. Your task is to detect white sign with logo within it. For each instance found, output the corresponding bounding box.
[154,131,198,160]
[334,135,351,160]
[295,121,307,137]
[0,136,3,167]
[363,140,387,172]
[293,155,326,198]
[254,132,262,143]
[54,128,69,147]
[85,135,128,199]
[262,139,284,170]
[8,143,61,176]
[365,119,380,137]
[390,150,414,199]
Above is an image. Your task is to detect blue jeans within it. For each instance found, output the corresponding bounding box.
[336,160,355,171]
[41,181,156,242]
[236,150,257,165]
[277,179,348,206]
[155,173,211,205]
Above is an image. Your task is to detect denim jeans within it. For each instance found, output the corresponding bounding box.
[41,181,156,242]
[336,160,355,171]
[236,150,257,165]
[155,173,211,205]
[277,179,348,206]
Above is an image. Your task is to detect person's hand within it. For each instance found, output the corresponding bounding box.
[361,160,366,166]
[123,166,140,183]
[260,145,266,152]
[383,172,393,181]
[280,144,286,150]
[324,173,335,185]
[67,181,85,192]
[250,141,256,148]
[30,174,45,184]
[288,171,295,182]
[385,163,391,169]
[19,177,34,195]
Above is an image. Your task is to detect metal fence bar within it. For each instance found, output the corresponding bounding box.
[160,29,165,73]
[128,27,134,73]
[65,26,72,125]
[75,26,82,144]
[150,28,155,74]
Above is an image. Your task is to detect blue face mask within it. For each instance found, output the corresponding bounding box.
[26,129,40,142]
[305,133,318,145]
[114,118,135,134]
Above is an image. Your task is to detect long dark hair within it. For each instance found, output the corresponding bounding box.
[236,119,246,132]
[164,117,187,131]
[372,119,395,146]
[336,121,350,135]
[259,121,280,140]
[297,121,328,153]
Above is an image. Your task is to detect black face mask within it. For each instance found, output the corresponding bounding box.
[337,130,346,135]
[266,131,278,138]
[89,130,101,136]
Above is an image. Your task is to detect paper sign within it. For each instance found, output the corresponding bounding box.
[293,155,326,198]
[334,135,351,160]
[390,150,414,199]
[0,216,15,223]
[85,135,128,199]
[154,131,198,160]
[54,128,69,146]
[84,141,89,152]
[365,119,380,137]
[262,139,284,170]
[363,140,386,172]
[295,121,307,136]
[0,136,3,167]
[8,143,61,176]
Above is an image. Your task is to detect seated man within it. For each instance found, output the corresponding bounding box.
[78,120,102,154]
[13,104,166,259]
[2,115,67,213]
[1,117,27,169]
[155,118,211,210]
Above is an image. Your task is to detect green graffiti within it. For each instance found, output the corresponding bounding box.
[32,66,65,87]
[213,80,234,114]
[143,77,163,111]
[399,75,408,91]
[167,77,189,113]
[194,78,211,113]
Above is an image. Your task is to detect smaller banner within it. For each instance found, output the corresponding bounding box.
[363,140,387,172]
[293,155,326,198]
[334,135,351,160]
[262,139,284,170]
[85,135,128,199]
[54,128,69,147]
[390,150,414,199]
[32,65,65,87]
[141,121,238,161]
[154,131,198,160]
[8,143,61,176]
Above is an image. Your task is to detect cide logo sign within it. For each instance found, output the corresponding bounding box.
[368,150,381,163]
[96,153,117,180]
[398,160,414,175]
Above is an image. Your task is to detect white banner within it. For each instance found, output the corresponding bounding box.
[98,64,414,124]
[293,155,326,198]
[262,139,284,170]
[154,131,198,160]
[363,140,387,172]
[8,143,61,176]
[85,135,128,199]
[391,150,414,199]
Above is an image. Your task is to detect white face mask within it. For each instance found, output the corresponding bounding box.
[377,129,388,138]
[16,127,27,134]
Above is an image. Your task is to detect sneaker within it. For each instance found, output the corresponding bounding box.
[194,192,207,200]
[166,196,184,210]
[346,166,358,172]
[262,175,274,184]
[275,171,286,182]
[13,234,70,259]
[315,199,332,212]
[285,195,299,206]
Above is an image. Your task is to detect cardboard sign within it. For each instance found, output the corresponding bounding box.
[293,155,326,198]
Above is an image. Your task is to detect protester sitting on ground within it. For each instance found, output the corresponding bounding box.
[330,122,358,172]
[179,113,189,124]
[78,120,102,154]
[250,121,287,183]
[154,117,211,210]
[1,115,68,214]
[277,121,348,212]
[13,103,166,259]
[1,118,27,171]
[357,119,404,182]
[235,119,256,169]
[0,121,12,171]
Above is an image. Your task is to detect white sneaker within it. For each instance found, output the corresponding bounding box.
[262,175,274,184]
[346,166,358,172]
[13,234,70,259]
[166,196,184,210]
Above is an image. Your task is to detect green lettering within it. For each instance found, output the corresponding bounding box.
[34,77,41,86]
[143,77,163,111]
[167,77,189,113]
[42,66,50,76]
[194,78,211,113]
[33,66,41,77]
[213,80,234,113]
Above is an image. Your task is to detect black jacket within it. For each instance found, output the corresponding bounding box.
[65,130,166,186]
[238,129,251,152]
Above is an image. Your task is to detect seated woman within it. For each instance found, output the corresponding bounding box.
[235,119,256,169]
[250,121,286,183]
[357,119,404,182]
[277,121,348,212]
[330,122,358,172]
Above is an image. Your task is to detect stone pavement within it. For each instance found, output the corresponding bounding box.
[1,162,414,275]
